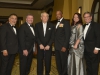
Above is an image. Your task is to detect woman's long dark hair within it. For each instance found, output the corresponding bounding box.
[71,13,83,26]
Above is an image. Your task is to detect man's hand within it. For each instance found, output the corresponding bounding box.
[61,47,66,52]
[3,50,8,56]
[39,44,44,50]
[23,50,28,56]
[93,49,99,54]
[45,45,50,50]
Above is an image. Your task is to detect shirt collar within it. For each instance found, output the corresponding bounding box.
[26,22,31,26]
[43,22,47,25]
[9,22,15,26]
[58,17,63,22]
[86,23,91,26]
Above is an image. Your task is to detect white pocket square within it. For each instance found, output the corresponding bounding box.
[48,28,51,30]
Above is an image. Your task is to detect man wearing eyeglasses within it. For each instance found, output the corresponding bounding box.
[83,12,100,75]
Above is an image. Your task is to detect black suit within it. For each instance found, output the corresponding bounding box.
[0,23,18,75]
[84,21,100,75]
[18,22,35,75]
[54,18,71,75]
[0,25,2,73]
[35,22,54,75]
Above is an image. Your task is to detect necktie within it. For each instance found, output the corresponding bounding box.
[12,26,16,28]
[30,25,33,27]
[86,24,89,25]
[57,20,60,22]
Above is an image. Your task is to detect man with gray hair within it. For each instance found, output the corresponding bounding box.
[35,12,54,75]
[83,12,100,75]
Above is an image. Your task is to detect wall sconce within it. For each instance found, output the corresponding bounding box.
[78,7,82,14]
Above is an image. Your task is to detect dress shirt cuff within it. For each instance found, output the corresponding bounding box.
[95,47,100,50]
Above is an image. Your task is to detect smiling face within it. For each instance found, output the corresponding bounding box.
[73,14,79,23]
[83,13,92,23]
[26,15,34,24]
[56,11,63,20]
[41,13,49,23]
[9,15,17,26]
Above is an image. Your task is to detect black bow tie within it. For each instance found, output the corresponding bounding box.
[30,25,33,27]
[85,24,89,25]
[12,26,15,28]
[57,20,60,22]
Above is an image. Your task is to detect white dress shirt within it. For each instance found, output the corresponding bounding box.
[27,23,35,36]
[56,17,63,29]
[84,23,100,50]
[27,23,35,51]
[84,23,90,39]
[43,23,47,36]
[10,24,17,34]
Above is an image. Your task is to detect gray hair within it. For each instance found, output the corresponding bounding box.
[41,12,49,17]
[83,12,92,17]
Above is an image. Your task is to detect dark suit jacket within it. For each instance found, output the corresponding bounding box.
[35,22,54,47]
[18,22,35,53]
[0,23,18,54]
[83,21,100,53]
[54,18,71,50]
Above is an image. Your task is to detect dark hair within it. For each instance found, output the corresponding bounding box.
[71,13,83,26]
[8,13,18,19]
[56,10,63,14]
[83,11,92,17]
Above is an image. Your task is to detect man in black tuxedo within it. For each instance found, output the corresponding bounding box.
[0,23,2,71]
[0,14,18,75]
[54,10,71,75]
[35,12,54,75]
[83,12,100,75]
[18,14,35,75]
[0,23,2,72]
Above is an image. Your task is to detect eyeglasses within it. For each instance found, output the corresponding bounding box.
[84,16,91,18]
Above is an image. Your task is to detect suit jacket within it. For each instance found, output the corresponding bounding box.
[54,18,71,50]
[83,21,100,52]
[0,23,18,54]
[35,22,54,47]
[18,22,35,53]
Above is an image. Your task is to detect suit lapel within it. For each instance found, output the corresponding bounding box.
[56,19,64,31]
[41,22,44,37]
[25,23,35,36]
[8,23,17,35]
[85,23,92,39]
[45,22,49,36]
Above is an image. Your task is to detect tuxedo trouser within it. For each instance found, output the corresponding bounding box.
[84,51,99,75]
[0,53,16,75]
[19,50,33,75]
[55,50,68,75]
[37,48,52,75]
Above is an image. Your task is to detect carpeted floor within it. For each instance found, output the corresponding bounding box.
[12,55,58,75]
[12,55,100,75]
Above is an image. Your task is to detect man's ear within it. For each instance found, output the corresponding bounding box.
[40,17,42,20]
